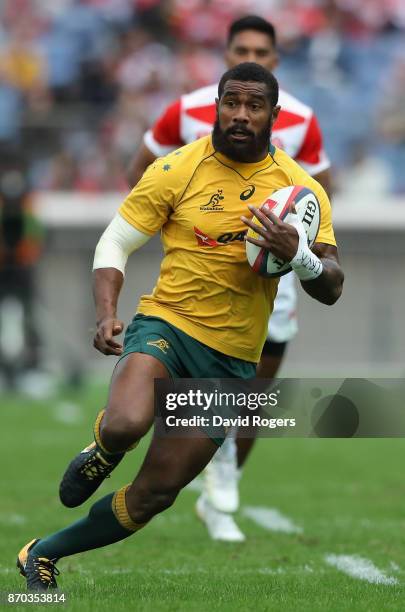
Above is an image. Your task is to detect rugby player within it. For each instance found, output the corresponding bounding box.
[17,63,343,590]
[127,15,332,541]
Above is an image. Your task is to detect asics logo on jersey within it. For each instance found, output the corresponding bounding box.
[200,189,224,212]
[239,185,256,200]
[146,338,170,353]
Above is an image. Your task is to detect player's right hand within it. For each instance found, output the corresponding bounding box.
[93,318,124,356]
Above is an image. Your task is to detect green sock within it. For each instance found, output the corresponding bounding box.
[31,493,134,560]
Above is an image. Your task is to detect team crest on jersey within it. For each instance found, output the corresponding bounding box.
[200,189,224,212]
[146,338,170,353]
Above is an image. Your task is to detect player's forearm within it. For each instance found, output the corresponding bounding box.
[287,224,343,306]
[92,214,151,323]
[93,268,124,324]
[300,257,343,305]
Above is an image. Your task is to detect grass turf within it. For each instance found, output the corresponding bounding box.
[1,383,405,611]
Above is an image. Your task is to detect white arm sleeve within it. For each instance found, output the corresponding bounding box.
[93,213,151,275]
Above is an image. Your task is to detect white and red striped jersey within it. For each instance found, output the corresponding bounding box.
[144,83,330,177]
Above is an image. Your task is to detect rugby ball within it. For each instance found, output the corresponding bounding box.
[245,185,321,278]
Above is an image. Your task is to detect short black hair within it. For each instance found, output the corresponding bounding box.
[218,62,279,108]
[227,15,276,48]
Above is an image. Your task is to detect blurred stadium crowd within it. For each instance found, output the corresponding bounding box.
[1,0,404,394]
[0,0,404,193]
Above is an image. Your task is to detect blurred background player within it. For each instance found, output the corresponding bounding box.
[0,149,48,396]
[127,14,332,542]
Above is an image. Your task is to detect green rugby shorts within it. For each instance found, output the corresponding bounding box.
[120,314,256,445]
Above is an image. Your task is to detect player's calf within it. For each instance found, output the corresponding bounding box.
[125,478,181,524]
[204,436,240,513]
[99,409,151,454]
[124,435,218,523]
[59,409,138,508]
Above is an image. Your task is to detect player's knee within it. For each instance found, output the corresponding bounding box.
[126,482,180,523]
[100,412,149,451]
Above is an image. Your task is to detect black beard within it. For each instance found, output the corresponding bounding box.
[212,118,271,163]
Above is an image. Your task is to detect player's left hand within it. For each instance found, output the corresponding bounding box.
[241,204,299,262]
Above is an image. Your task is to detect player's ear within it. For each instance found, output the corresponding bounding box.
[271,104,281,125]
[215,97,219,111]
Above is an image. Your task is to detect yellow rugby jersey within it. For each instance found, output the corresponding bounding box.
[119,135,336,363]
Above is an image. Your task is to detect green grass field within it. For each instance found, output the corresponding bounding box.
[1,383,405,611]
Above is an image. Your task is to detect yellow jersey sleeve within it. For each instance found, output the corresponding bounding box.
[119,156,184,236]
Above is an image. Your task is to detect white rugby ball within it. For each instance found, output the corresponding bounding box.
[245,185,321,278]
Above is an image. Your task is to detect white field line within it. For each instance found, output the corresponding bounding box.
[160,566,315,576]
[53,401,82,425]
[325,554,399,585]
[0,513,26,526]
[242,506,303,534]
[0,563,320,577]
